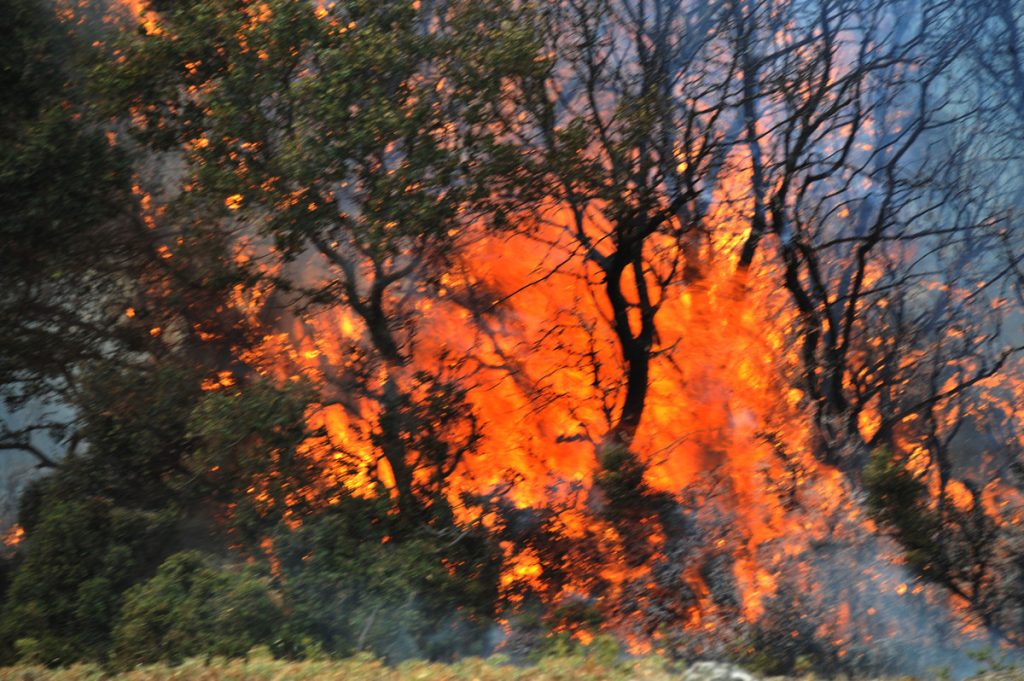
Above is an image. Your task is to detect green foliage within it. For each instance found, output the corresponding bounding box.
[12,638,43,666]
[0,0,133,408]
[185,379,320,543]
[594,445,648,510]
[272,495,501,662]
[529,632,621,670]
[0,0,61,121]
[862,448,999,599]
[863,449,942,576]
[71,364,206,509]
[0,362,209,666]
[188,381,312,466]
[93,0,488,257]
[0,499,177,666]
[111,552,281,668]
[0,108,128,278]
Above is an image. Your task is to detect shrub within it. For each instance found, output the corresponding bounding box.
[273,495,501,662]
[0,499,176,666]
[111,551,281,667]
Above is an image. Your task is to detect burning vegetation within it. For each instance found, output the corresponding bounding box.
[3,0,1024,675]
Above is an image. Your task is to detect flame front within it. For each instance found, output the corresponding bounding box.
[233,179,907,647]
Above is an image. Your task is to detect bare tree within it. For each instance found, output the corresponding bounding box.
[460,0,743,447]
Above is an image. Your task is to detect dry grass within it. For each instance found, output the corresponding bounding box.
[0,654,678,681]
[2,655,1020,681]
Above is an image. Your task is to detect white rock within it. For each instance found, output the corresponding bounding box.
[681,661,760,681]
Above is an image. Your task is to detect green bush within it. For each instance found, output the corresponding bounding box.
[273,495,501,662]
[0,499,176,666]
[111,551,281,668]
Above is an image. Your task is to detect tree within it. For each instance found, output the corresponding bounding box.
[455,0,737,447]
[96,0,515,525]
[731,0,1020,480]
[461,0,1024,650]
[0,0,137,471]
[0,361,203,665]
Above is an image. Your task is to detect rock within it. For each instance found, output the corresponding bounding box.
[681,661,760,681]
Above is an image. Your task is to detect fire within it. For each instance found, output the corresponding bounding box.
[80,0,1024,661]
[219,168,857,639]
[194,143,991,654]
[112,0,160,33]
[2,525,24,550]
[201,370,237,391]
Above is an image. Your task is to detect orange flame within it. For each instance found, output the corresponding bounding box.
[2,525,24,550]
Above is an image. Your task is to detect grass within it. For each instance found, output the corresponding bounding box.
[0,654,679,681]
[2,654,1021,680]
